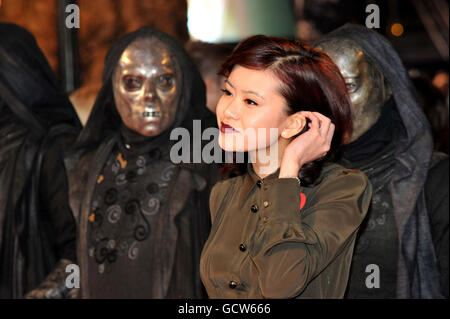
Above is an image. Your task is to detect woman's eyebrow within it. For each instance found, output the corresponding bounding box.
[243,89,264,100]
[225,79,265,99]
[225,78,234,88]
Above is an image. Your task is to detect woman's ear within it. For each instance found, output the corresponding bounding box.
[281,113,306,139]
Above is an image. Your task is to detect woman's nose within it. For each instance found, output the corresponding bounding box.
[224,99,240,120]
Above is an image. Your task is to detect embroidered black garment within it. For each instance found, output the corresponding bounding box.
[340,99,400,298]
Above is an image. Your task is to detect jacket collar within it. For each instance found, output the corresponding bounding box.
[238,163,280,208]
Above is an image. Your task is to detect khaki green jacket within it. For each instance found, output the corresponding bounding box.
[200,163,372,298]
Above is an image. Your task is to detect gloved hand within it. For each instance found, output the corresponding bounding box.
[24,259,79,299]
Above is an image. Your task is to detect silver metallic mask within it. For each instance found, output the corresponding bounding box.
[113,37,181,137]
[316,39,392,142]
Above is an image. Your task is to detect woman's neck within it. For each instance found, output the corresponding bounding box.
[249,137,289,179]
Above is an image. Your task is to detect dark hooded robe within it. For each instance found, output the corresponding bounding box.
[0,23,81,298]
[316,24,449,299]
[65,27,217,298]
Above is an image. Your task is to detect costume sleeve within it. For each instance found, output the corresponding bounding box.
[248,170,372,298]
[425,156,449,298]
[39,136,77,262]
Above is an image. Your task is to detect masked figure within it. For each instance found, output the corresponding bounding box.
[315,24,448,298]
[0,23,81,298]
[65,27,216,298]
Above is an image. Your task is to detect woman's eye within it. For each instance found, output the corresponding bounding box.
[245,99,258,106]
[158,75,174,90]
[123,76,143,91]
[221,89,232,96]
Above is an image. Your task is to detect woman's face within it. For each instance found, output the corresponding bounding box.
[216,65,290,152]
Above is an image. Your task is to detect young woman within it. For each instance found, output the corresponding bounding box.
[200,35,372,299]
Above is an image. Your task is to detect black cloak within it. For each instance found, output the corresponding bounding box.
[65,27,217,298]
[316,23,448,298]
[0,23,81,298]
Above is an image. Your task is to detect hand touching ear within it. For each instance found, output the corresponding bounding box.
[279,111,335,179]
[281,112,307,139]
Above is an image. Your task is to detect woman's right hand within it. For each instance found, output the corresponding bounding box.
[279,111,335,179]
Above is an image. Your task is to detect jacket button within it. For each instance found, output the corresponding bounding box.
[229,281,238,289]
[263,201,269,208]
[251,204,259,213]
[256,180,262,188]
[239,244,247,252]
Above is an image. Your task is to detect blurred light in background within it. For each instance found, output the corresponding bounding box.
[187,0,226,42]
[187,0,296,43]
[391,22,404,37]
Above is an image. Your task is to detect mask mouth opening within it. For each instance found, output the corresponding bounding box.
[142,111,162,118]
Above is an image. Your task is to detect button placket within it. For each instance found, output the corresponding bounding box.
[260,182,271,222]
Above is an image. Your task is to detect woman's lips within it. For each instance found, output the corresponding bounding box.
[220,122,239,134]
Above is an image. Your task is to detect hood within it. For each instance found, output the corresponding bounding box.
[0,22,81,132]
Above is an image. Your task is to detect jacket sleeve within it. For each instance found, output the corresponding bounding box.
[209,178,233,225]
[39,136,77,262]
[248,169,372,298]
[209,182,221,224]
[425,156,449,298]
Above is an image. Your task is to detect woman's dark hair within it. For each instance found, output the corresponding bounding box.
[218,35,353,186]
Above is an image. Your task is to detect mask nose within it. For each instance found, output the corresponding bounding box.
[144,82,157,105]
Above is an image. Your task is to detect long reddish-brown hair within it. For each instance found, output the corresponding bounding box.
[219,35,352,185]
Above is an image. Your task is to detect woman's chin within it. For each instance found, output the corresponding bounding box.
[218,138,245,153]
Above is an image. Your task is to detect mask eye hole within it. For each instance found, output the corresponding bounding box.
[123,75,143,91]
[157,74,174,91]
[346,82,358,93]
